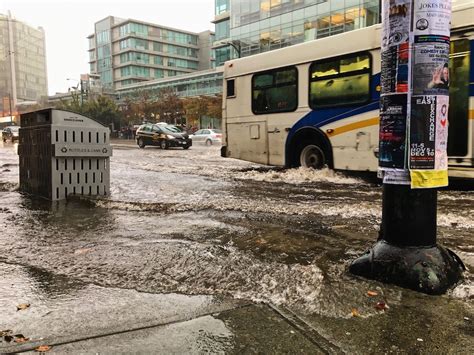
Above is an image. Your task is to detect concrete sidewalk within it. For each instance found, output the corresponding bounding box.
[111,138,137,148]
[1,288,338,354]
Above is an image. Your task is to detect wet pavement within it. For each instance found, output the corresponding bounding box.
[0,139,473,353]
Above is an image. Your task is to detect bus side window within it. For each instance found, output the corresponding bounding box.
[447,39,470,157]
[227,79,235,97]
[251,66,298,114]
[309,53,371,108]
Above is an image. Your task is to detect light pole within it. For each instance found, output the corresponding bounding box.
[215,39,241,59]
[67,78,83,108]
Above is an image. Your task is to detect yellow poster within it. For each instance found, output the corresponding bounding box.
[410,170,448,188]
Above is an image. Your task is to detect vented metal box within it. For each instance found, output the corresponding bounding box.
[18,109,112,200]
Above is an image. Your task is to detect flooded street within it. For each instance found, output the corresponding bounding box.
[1,140,473,353]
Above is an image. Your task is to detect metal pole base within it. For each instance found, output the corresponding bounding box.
[349,240,464,295]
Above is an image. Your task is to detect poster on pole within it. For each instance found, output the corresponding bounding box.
[379,94,408,169]
[381,0,411,50]
[413,0,451,37]
[409,95,449,187]
[412,42,450,95]
[381,43,410,94]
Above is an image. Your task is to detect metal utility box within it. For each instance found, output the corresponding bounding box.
[18,109,112,200]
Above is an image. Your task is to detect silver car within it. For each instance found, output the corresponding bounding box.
[2,126,19,142]
[189,129,222,146]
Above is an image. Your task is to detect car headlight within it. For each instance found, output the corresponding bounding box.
[166,135,176,139]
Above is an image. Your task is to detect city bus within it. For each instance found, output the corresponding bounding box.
[221,2,474,179]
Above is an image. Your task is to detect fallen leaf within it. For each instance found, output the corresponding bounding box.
[0,330,12,337]
[367,290,378,297]
[375,301,389,311]
[35,345,52,352]
[16,303,30,311]
[351,308,360,317]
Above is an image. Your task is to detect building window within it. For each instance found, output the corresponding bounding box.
[215,0,229,15]
[153,42,163,52]
[214,46,231,67]
[309,53,371,108]
[252,66,298,114]
[215,19,230,41]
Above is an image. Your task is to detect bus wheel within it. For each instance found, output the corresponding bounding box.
[299,144,326,169]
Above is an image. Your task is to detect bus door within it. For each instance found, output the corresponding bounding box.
[267,116,291,166]
[448,39,471,160]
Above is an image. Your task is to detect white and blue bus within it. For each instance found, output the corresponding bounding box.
[221,2,474,179]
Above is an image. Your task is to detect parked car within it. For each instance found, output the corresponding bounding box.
[136,123,192,149]
[189,129,222,146]
[2,126,19,142]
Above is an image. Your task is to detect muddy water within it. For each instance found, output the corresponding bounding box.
[1,142,473,353]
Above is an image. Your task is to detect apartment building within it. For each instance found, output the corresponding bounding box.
[0,12,48,116]
[88,16,215,91]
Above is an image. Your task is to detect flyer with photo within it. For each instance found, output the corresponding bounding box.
[412,42,450,95]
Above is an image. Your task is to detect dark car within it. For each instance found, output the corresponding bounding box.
[2,126,19,142]
[136,123,192,149]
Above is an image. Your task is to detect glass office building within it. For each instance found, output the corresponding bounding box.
[213,0,380,66]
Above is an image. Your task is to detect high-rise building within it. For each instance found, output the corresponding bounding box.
[212,0,380,66]
[88,16,215,92]
[0,12,48,116]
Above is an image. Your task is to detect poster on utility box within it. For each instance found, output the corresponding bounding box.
[378,0,450,188]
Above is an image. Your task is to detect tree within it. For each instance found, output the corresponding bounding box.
[155,87,184,125]
[53,94,122,130]
[83,95,122,129]
[206,95,222,120]
[183,96,208,128]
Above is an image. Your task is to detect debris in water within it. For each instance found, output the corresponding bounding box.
[375,301,389,311]
[351,308,361,317]
[14,334,29,343]
[367,290,378,297]
[417,338,423,342]
[16,303,30,311]
[35,345,52,352]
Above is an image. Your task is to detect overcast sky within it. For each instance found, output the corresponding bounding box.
[1,0,215,95]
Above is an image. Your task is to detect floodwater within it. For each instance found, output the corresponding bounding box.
[1,141,473,353]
